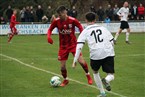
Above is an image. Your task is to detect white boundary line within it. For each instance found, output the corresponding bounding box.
[1,53,144,61]
[0,53,127,97]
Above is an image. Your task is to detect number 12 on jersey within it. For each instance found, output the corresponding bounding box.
[90,29,103,43]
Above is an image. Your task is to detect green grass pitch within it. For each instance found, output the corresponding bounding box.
[0,33,144,97]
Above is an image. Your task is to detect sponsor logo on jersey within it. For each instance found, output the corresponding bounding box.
[59,29,71,34]
[69,24,72,28]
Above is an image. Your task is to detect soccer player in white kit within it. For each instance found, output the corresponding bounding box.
[114,1,131,44]
[72,12,115,97]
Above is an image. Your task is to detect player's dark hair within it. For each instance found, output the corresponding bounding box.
[56,5,67,14]
[85,12,96,22]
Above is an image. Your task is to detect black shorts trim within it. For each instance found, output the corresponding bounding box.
[90,56,115,73]
[110,38,114,42]
[120,21,129,30]
[77,42,85,44]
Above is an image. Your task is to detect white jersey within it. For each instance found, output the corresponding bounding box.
[117,7,129,21]
[75,24,115,61]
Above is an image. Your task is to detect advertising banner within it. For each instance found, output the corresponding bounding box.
[0,22,144,35]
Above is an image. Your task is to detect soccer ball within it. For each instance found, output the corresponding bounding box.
[50,76,61,87]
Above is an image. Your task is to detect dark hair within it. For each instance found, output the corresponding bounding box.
[85,12,96,22]
[56,5,66,14]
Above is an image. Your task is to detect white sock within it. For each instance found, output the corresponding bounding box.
[105,74,114,83]
[114,32,119,41]
[93,73,105,94]
[64,78,68,80]
[86,72,90,75]
[126,32,130,41]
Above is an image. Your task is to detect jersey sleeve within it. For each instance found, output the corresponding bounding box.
[73,30,87,63]
[77,29,87,43]
[73,19,83,33]
[73,43,84,63]
[47,19,57,37]
[117,8,123,16]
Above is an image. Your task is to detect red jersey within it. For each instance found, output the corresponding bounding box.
[138,6,145,15]
[10,14,19,28]
[47,16,83,48]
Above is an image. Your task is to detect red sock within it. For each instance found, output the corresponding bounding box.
[8,34,14,42]
[61,69,67,79]
[80,62,89,73]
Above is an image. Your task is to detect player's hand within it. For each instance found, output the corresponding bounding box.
[72,62,77,69]
[48,37,53,44]
[119,16,122,20]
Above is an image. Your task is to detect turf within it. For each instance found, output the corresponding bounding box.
[0,33,144,97]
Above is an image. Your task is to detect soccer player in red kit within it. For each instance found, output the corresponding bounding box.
[47,5,93,87]
[8,9,19,43]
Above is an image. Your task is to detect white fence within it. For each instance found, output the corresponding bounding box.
[0,22,145,35]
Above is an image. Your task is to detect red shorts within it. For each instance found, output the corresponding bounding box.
[58,45,82,61]
[10,26,18,35]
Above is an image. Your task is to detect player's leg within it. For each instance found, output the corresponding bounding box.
[77,55,93,85]
[13,27,18,35]
[58,49,69,87]
[77,55,89,73]
[114,21,125,44]
[8,27,14,43]
[71,46,93,85]
[103,73,114,83]
[102,73,114,91]
[90,59,106,97]
[60,60,69,87]
[102,57,115,91]
[114,28,122,44]
[94,71,106,97]
[125,28,131,44]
